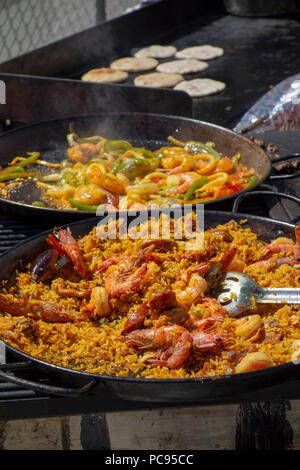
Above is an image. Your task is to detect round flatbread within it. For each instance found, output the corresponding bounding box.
[134,72,183,88]
[156,59,208,75]
[81,68,128,83]
[174,78,226,97]
[134,44,177,59]
[110,57,158,72]
[175,45,224,60]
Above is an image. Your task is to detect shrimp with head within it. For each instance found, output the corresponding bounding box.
[0,293,82,323]
[104,255,148,298]
[122,324,192,369]
[173,262,209,310]
[47,227,89,279]
[260,225,300,262]
[122,290,178,336]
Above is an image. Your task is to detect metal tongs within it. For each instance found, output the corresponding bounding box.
[216,271,300,317]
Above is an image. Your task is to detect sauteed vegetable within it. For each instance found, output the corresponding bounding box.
[0,126,257,210]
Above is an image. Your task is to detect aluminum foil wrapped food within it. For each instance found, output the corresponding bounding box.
[234,74,300,133]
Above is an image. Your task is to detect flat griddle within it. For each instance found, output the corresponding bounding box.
[1,0,300,129]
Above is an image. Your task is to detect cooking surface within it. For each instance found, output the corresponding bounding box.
[1,1,300,128]
[86,13,300,129]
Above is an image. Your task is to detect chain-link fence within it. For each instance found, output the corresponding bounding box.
[105,0,141,19]
[0,0,104,63]
[0,0,160,64]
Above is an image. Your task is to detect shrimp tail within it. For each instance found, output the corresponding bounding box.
[122,304,149,336]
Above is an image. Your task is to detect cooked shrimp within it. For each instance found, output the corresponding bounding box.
[175,262,209,285]
[53,279,91,299]
[216,157,234,174]
[183,247,216,264]
[86,286,111,318]
[67,143,99,163]
[173,262,209,309]
[122,325,192,369]
[210,228,233,243]
[139,239,174,251]
[86,171,125,196]
[0,293,79,323]
[95,255,131,274]
[148,290,178,314]
[247,258,278,270]
[175,273,208,310]
[235,352,273,373]
[261,225,300,261]
[226,258,246,273]
[235,314,264,342]
[122,303,149,335]
[47,228,89,279]
[247,257,298,270]
[161,148,194,174]
[219,247,238,272]
[105,257,148,298]
[166,172,199,194]
[0,317,38,347]
[191,329,229,352]
[188,297,225,331]
[73,184,106,206]
[122,291,178,336]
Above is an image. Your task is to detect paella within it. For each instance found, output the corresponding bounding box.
[0,216,299,379]
[0,126,257,211]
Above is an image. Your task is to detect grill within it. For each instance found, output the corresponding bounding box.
[0,0,299,449]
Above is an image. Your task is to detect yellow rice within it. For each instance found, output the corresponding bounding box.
[0,218,299,379]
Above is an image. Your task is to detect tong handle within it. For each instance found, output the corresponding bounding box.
[259,287,300,304]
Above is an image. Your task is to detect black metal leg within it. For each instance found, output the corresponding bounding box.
[80,413,111,450]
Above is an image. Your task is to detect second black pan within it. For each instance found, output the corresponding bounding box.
[0,210,298,403]
[0,112,271,223]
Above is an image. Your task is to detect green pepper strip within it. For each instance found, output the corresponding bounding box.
[136,148,157,159]
[115,158,150,178]
[0,172,38,182]
[246,176,258,188]
[111,160,123,176]
[32,201,46,208]
[112,152,159,177]
[0,165,24,175]
[0,153,40,176]
[68,199,100,211]
[18,152,40,167]
[105,140,132,152]
[231,153,241,164]
[183,177,211,201]
[185,141,221,162]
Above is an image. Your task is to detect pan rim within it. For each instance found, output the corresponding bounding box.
[0,111,271,215]
[0,210,296,387]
